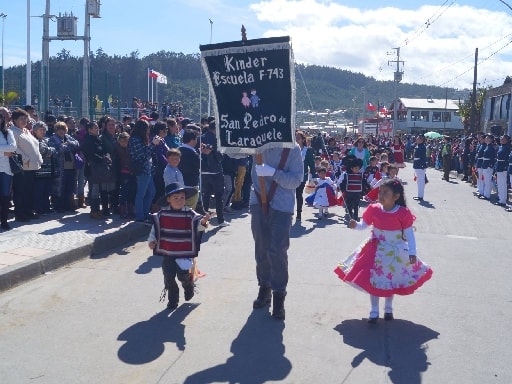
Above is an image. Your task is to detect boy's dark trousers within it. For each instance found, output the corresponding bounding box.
[345,193,360,220]
[162,257,194,306]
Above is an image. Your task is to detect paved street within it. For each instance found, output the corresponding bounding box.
[1,164,511,384]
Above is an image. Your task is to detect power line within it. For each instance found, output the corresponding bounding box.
[438,38,512,86]
[376,0,455,80]
[413,31,512,84]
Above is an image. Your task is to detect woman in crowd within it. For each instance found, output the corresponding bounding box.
[150,121,169,212]
[295,130,316,221]
[116,131,136,218]
[10,108,43,222]
[32,121,58,215]
[349,137,371,171]
[81,121,107,219]
[129,119,157,223]
[0,109,17,230]
[74,117,90,208]
[50,121,80,212]
[100,116,120,216]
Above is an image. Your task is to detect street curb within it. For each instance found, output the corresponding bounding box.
[0,222,151,293]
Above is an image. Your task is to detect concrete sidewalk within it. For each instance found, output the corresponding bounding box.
[0,208,151,293]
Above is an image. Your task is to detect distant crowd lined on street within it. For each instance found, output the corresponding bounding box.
[0,102,511,233]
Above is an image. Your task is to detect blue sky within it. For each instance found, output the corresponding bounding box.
[2,0,512,89]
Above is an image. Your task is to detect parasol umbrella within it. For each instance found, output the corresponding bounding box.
[424,131,442,139]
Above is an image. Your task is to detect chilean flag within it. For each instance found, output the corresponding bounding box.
[367,102,377,112]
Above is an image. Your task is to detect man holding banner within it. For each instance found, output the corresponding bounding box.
[201,36,303,320]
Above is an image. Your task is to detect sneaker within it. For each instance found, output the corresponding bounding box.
[167,301,178,311]
[384,313,394,321]
[368,316,378,324]
[218,221,230,227]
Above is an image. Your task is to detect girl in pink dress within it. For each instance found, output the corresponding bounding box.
[391,136,406,168]
[334,178,432,323]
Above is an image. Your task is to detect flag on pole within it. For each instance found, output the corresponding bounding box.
[156,72,167,85]
[366,102,377,112]
[148,69,167,84]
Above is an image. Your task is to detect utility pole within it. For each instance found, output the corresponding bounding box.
[388,47,404,136]
[26,0,31,106]
[40,0,99,117]
[0,13,7,101]
[470,48,478,134]
[41,0,50,113]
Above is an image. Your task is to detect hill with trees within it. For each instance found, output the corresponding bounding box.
[1,48,458,121]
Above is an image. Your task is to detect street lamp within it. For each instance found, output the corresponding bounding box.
[0,13,6,101]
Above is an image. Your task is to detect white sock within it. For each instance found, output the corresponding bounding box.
[384,296,394,314]
[370,295,379,318]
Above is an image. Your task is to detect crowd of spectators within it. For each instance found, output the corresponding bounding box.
[0,104,253,231]
[2,104,511,232]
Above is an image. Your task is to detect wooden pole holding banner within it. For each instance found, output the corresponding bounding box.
[241,25,268,213]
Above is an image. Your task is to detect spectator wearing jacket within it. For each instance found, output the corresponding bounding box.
[10,108,43,222]
[32,121,58,215]
[50,121,80,212]
[129,119,157,222]
[0,110,17,230]
[200,122,227,226]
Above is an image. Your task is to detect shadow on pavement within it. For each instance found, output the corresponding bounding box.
[117,303,199,364]
[290,220,315,237]
[334,319,439,384]
[135,255,162,274]
[183,310,292,384]
[417,199,435,209]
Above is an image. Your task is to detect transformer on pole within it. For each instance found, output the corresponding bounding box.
[40,0,100,117]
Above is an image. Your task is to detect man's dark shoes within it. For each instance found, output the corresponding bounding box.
[167,301,178,311]
[384,312,394,321]
[368,316,378,324]
[253,287,271,309]
[271,292,286,320]
[184,284,195,301]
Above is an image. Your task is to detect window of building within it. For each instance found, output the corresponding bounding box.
[420,111,429,122]
[410,111,421,121]
[432,112,441,122]
[442,112,451,122]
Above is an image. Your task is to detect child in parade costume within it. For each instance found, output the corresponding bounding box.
[320,159,334,180]
[363,156,379,195]
[391,136,406,168]
[330,152,344,180]
[338,158,367,221]
[305,166,338,219]
[148,182,211,311]
[364,162,392,203]
[334,179,433,323]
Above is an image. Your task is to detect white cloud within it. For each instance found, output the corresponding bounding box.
[250,0,512,89]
